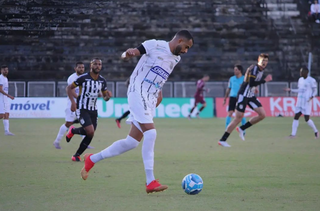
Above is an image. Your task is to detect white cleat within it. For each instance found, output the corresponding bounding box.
[218,141,231,147]
[236,127,245,141]
[5,131,15,136]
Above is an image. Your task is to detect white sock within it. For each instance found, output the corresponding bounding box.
[90,135,139,163]
[54,124,68,143]
[307,119,318,133]
[3,119,9,132]
[291,119,299,136]
[142,129,157,185]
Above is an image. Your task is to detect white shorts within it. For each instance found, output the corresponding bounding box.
[126,91,156,124]
[294,102,312,115]
[0,101,10,114]
[65,108,77,122]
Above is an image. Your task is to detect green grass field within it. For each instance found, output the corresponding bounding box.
[1,117,320,211]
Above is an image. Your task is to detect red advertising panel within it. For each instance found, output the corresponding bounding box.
[215,97,320,117]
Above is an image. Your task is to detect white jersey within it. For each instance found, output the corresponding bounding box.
[0,74,9,103]
[128,39,181,98]
[67,73,81,109]
[293,76,317,108]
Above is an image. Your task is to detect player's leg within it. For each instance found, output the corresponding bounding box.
[81,122,142,180]
[71,110,95,161]
[3,112,14,136]
[53,121,73,149]
[188,99,198,119]
[115,110,130,128]
[304,107,319,138]
[226,97,236,128]
[238,97,265,132]
[196,98,206,117]
[289,105,303,138]
[219,96,247,146]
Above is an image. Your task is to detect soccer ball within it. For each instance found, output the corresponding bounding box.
[181,173,203,195]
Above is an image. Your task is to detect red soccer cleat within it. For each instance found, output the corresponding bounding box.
[66,125,75,142]
[115,119,121,128]
[71,155,81,162]
[145,179,168,194]
[81,153,95,180]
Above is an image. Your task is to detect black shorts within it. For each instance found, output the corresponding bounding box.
[77,109,98,130]
[228,97,237,111]
[236,95,262,112]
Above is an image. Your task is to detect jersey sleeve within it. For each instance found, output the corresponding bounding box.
[311,78,318,97]
[101,79,108,92]
[67,75,74,85]
[73,75,85,87]
[141,39,157,55]
[0,77,3,86]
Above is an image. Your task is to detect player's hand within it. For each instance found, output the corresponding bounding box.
[71,102,77,112]
[254,88,259,94]
[284,88,291,92]
[8,95,14,100]
[265,74,272,82]
[103,90,112,101]
[121,48,136,60]
[223,99,226,106]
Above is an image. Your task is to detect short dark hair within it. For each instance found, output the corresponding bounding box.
[300,66,309,73]
[91,58,102,63]
[75,61,84,67]
[234,65,243,74]
[1,65,8,69]
[258,53,269,60]
[175,30,194,44]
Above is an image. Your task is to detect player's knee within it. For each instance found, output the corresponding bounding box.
[143,129,157,141]
[304,115,310,122]
[125,135,140,149]
[259,113,266,120]
[85,130,95,137]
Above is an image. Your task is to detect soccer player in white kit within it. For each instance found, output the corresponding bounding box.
[80,30,194,193]
[0,65,15,135]
[53,62,85,149]
[285,67,319,138]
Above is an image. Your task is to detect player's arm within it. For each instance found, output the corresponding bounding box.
[121,44,146,60]
[156,90,163,107]
[101,79,112,101]
[66,82,78,112]
[309,80,318,101]
[223,88,231,106]
[65,86,77,98]
[0,84,14,100]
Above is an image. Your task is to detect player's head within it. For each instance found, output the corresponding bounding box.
[300,67,309,78]
[1,65,8,76]
[234,65,243,76]
[90,58,102,74]
[170,30,194,55]
[74,62,85,76]
[257,53,269,69]
[202,74,210,81]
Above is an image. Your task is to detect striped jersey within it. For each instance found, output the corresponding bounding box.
[67,72,81,109]
[73,73,107,111]
[293,76,317,107]
[128,39,181,98]
[238,64,266,98]
[0,74,9,103]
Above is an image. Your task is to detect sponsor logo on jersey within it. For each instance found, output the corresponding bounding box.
[150,66,169,80]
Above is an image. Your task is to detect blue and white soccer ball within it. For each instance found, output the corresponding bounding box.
[181,173,203,195]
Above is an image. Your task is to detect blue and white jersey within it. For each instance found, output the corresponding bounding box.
[228,75,244,97]
[128,39,181,98]
[0,74,9,103]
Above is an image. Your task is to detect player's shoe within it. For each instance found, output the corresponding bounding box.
[187,115,191,120]
[315,132,319,139]
[115,119,121,128]
[236,127,245,141]
[53,141,61,149]
[218,141,231,147]
[5,131,15,136]
[71,155,81,162]
[145,179,168,194]
[287,135,296,139]
[81,153,95,180]
[66,125,75,143]
[87,145,94,149]
[196,114,200,119]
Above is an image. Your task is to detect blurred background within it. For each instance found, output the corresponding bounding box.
[0,0,319,98]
